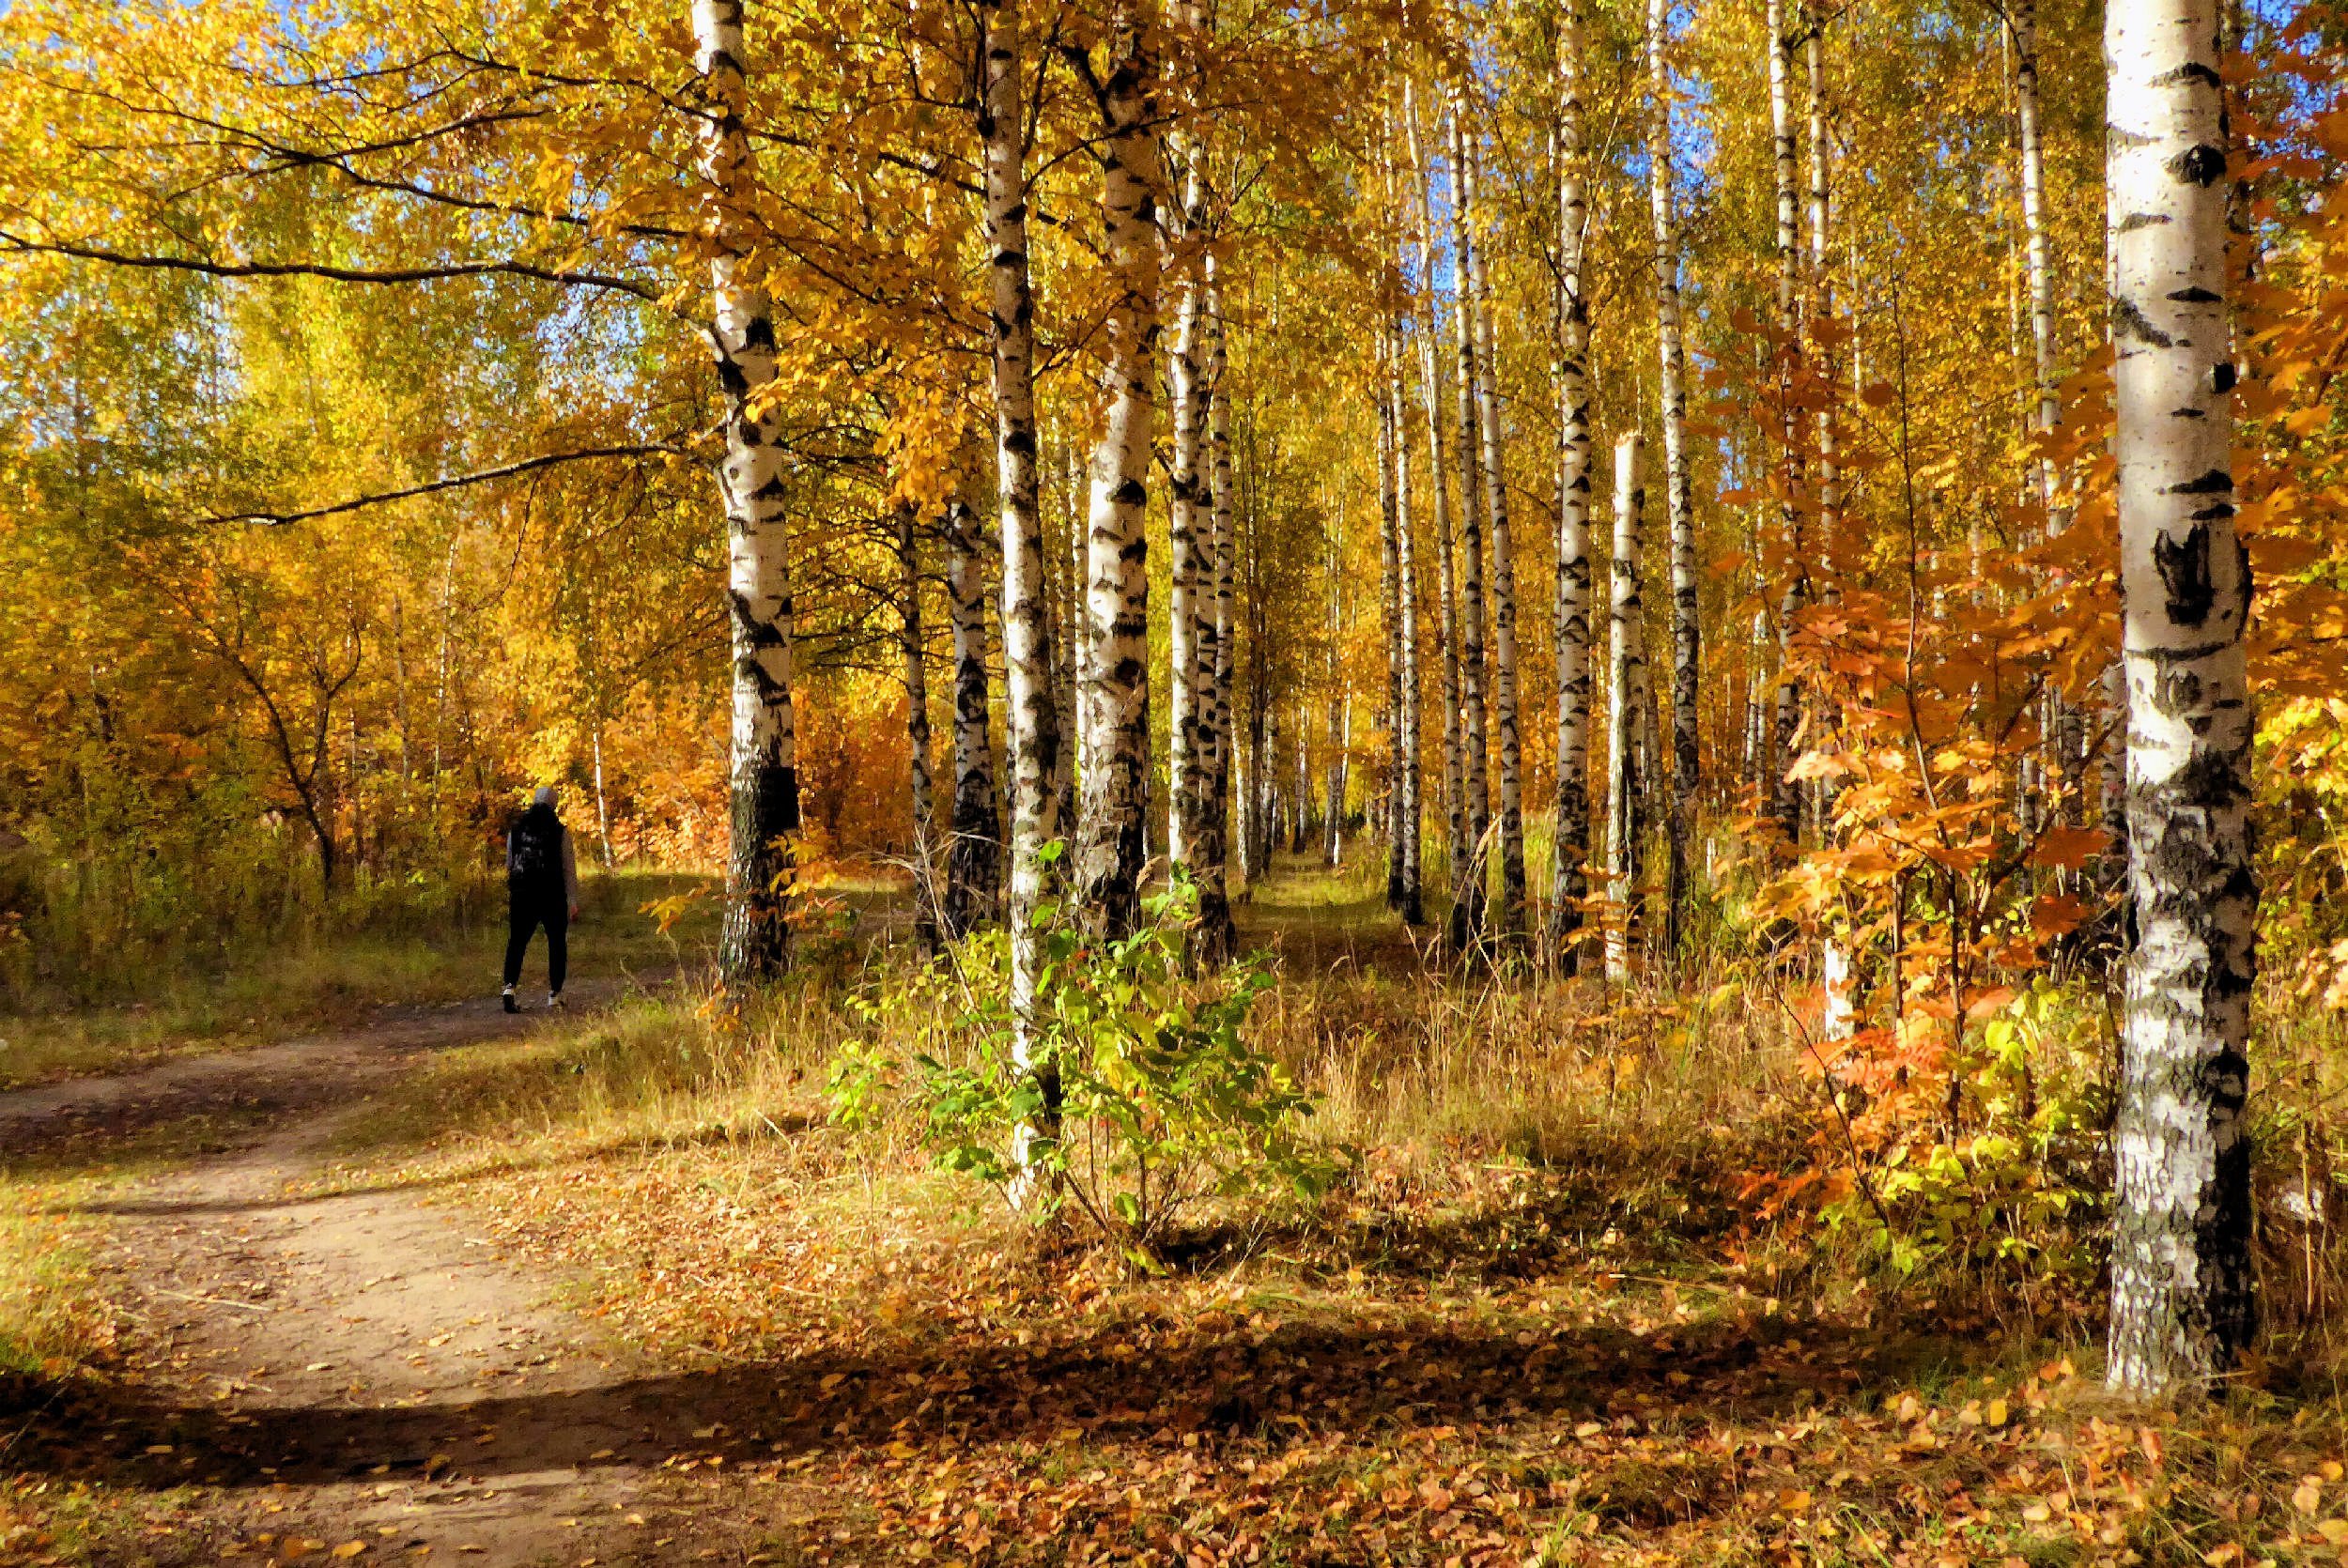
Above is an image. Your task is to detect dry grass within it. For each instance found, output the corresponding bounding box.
[21,853,2348,1563]
[0,869,715,1091]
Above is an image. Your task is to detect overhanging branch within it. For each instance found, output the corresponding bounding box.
[1,231,663,302]
[204,443,690,527]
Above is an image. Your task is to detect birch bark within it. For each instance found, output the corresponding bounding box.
[1767,0,1806,854]
[1647,0,1699,952]
[1551,0,1595,969]
[1406,84,1468,910]
[1166,13,1211,878]
[1074,4,1163,937]
[1390,328,1428,927]
[978,0,1064,1198]
[899,504,939,951]
[1193,261,1238,961]
[1448,99,1492,952]
[696,0,798,985]
[2104,0,2256,1399]
[945,450,1003,936]
[1606,433,1647,982]
[1807,10,1854,1041]
[1378,333,1407,908]
[1465,127,1525,940]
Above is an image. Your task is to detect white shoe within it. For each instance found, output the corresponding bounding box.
[502,987,518,1015]
[546,992,565,1010]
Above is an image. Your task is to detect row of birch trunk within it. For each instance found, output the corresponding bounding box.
[691,0,2255,1401]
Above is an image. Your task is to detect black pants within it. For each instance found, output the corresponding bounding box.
[503,897,568,993]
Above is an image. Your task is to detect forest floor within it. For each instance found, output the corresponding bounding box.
[4,858,2347,1566]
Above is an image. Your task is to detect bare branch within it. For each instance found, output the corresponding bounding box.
[203,444,690,528]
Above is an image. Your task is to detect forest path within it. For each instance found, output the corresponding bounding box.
[8,978,796,1567]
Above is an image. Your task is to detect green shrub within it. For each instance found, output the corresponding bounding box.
[827,876,1347,1268]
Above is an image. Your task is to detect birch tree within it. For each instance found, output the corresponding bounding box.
[977,0,1063,1199]
[1378,331,1407,909]
[1807,7,1854,1040]
[1388,326,1428,927]
[1551,0,1595,970]
[1766,0,1805,853]
[899,503,939,953]
[2103,0,2256,1400]
[1166,0,1213,887]
[1195,257,1240,961]
[1646,0,1697,952]
[1405,84,1468,909]
[1605,431,1647,982]
[945,447,1002,937]
[1071,4,1163,936]
[1466,123,1526,940]
[2013,0,2084,809]
[1447,95,1493,952]
[696,0,798,985]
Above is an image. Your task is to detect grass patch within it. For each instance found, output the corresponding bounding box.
[0,869,718,1090]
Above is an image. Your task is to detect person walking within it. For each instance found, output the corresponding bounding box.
[502,784,579,1012]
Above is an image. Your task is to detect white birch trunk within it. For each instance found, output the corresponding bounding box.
[1389,327,1428,927]
[1647,0,1699,953]
[1052,435,1081,832]
[1193,261,1238,960]
[979,0,1064,1202]
[1551,0,1595,969]
[1806,11,1854,1041]
[2104,0,2256,1399]
[2015,0,2085,813]
[696,0,797,984]
[1448,99,1492,953]
[1074,2,1163,937]
[946,450,1003,936]
[1465,127,1525,940]
[1166,30,1211,879]
[900,504,940,950]
[1406,84,1468,910]
[1378,331,1407,907]
[1806,17,1840,562]
[1766,0,1806,855]
[1605,433,1647,982]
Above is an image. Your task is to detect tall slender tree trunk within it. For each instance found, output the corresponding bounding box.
[2103,0,2255,1400]
[945,452,1003,936]
[978,0,1064,1201]
[1807,9,1854,1041]
[1405,84,1467,916]
[1647,0,1698,952]
[1465,126,1525,941]
[1806,16,1840,569]
[1051,434,1081,832]
[1605,432,1647,982]
[1324,523,1348,869]
[2015,0,2083,817]
[1389,328,1428,926]
[1447,97,1493,953]
[900,504,940,952]
[1551,0,1595,970]
[1166,32,1212,882]
[1193,261,1239,961]
[1378,333,1407,907]
[696,0,797,985]
[1766,0,1806,855]
[1074,4,1163,937]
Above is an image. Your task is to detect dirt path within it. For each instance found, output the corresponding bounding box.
[6,985,796,1567]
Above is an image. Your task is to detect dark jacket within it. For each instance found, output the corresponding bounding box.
[506,804,579,908]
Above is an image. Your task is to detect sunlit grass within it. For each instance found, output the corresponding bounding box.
[0,869,719,1090]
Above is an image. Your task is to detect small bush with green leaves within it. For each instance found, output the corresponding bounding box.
[826,874,1345,1268]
